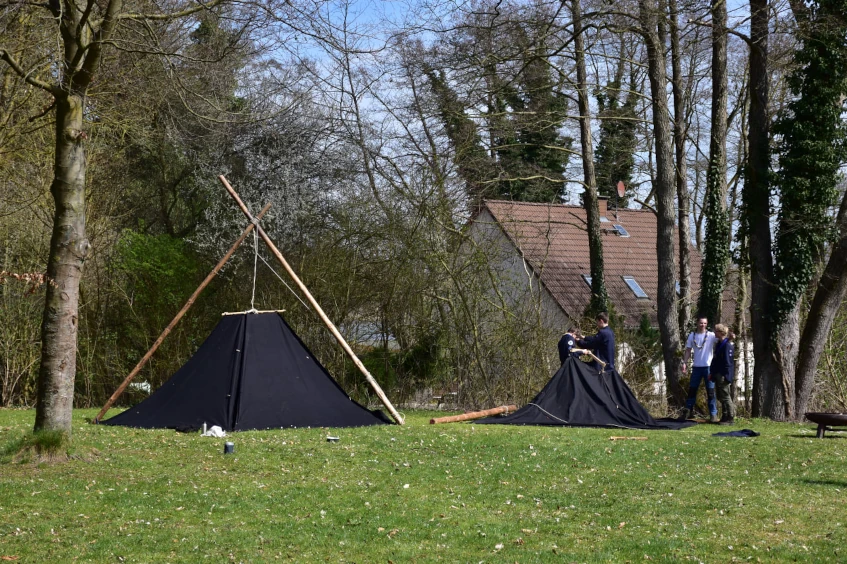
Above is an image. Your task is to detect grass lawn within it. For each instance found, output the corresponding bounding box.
[1,408,845,563]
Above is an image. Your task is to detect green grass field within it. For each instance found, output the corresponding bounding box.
[1,408,845,563]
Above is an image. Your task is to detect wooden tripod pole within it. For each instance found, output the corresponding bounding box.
[218,175,405,425]
[94,203,272,423]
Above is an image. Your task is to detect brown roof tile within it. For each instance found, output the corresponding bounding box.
[481,200,704,327]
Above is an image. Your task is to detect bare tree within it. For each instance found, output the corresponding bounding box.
[741,0,774,416]
[668,0,692,351]
[638,0,683,404]
[572,0,608,316]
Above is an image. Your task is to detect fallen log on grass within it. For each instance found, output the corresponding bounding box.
[430,405,517,424]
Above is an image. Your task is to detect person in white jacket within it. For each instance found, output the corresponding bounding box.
[679,317,719,422]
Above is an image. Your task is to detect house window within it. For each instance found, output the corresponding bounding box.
[623,276,649,298]
[582,274,592,287]
[613,224,630,237]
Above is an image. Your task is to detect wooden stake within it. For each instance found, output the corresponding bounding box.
[94,203,272,423]
[430,405,517,424]
[218,175,405,425]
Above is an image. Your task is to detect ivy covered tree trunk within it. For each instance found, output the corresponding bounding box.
[795,190,847,416]
[639,0,683,404]
[770,0,847,419]
[572,0,607,316]
[34,94,91,436]
[698,0,730,324]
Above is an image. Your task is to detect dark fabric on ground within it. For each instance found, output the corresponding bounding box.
[712,429,760,437]
[476,357,695,430]
[102,312,389,431]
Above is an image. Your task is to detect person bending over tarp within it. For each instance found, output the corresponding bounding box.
[476,356,695,430]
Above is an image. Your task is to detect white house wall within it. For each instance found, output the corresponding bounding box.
[467,209,570,333]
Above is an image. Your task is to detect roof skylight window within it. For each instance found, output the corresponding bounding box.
[623,276,649,299]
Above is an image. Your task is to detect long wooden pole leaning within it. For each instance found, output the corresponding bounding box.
[218,176,405,425]
[574,349,606,371]
[430,405,517,424]
[94,203,273,423]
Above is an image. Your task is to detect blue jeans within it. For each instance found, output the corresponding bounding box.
[685,366,717,415]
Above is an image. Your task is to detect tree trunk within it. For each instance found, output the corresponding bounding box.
[794,189,847,417]
[764,304,799,420]
[668,0,690,405]
[743,0,775,417]
[699,0,730,324]
[732,261,749,405]
[639,0,683,406]
[572,0,607,316]
[34,93,91,436]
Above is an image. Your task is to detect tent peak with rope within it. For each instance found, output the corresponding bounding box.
[477,357,695,430]
[96,176,403,429]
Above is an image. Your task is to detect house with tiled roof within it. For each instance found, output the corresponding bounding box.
[468,198,704,329]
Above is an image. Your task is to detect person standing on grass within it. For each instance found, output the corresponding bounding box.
[576,312,615,371]
[710,324,736,425]
[679,316,719,423]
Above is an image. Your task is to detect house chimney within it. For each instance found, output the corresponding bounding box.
[596,196,608,218]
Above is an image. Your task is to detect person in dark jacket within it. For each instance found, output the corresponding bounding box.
[557,327,584,364]
[577,312,615,371]
[709,324,735,425]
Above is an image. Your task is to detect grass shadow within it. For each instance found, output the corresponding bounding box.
[801,479,847,488]
[787,430,847,439]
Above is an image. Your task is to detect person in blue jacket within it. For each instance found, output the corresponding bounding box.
[557,327,584,364]
[710,323,736,425]
[577,312,615,371]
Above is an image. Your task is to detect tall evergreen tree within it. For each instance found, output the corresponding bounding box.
[492,23,572,202]
[425,3,572,205]
[594,43,638,208]
[424,67,496,211]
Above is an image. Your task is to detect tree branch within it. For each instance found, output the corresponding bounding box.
[689,18,752,46]
[114,0,226,22]
[0,49,59,95]
[74,0,124,91]
[29,99,57,122]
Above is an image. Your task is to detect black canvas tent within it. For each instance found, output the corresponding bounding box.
[102,312,390,431]
[477,357,695,430]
